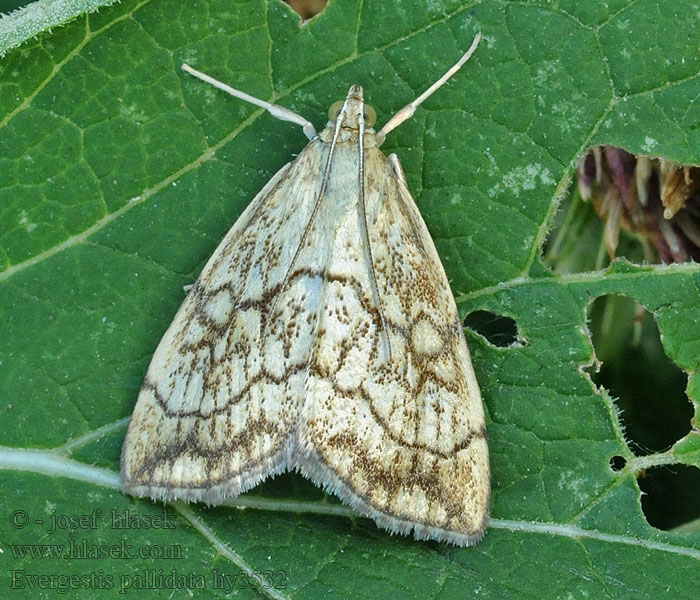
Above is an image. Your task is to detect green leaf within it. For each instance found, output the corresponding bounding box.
[1,0,699,598]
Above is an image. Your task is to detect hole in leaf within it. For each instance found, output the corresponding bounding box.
[609,455,627,472]
[586,295,691,454]
[284,0,327,19]
[638,465,700,530]
[464,310,519,347]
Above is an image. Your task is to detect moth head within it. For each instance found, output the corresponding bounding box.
[328,85,377,130]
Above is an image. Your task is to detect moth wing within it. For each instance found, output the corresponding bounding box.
[298,150,490,545]
[121,140,331,503]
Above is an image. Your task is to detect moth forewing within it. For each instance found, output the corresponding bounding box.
[121,33,489,546]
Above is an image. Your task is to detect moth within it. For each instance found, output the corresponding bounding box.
[121,34,489,546]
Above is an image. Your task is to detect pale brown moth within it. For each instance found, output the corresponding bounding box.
[121,33,489,546]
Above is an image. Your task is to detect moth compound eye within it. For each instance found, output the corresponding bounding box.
[328,100,344,121]
[363,104,377,127]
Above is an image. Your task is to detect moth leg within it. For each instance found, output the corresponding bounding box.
[181,64,317,139]
[377,33,481,143]
[387,153,408,186]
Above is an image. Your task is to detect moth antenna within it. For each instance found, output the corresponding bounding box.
[377,33,481,143]
[266,96,349,327]
[357,100,393,361]
[181,63,317,139]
